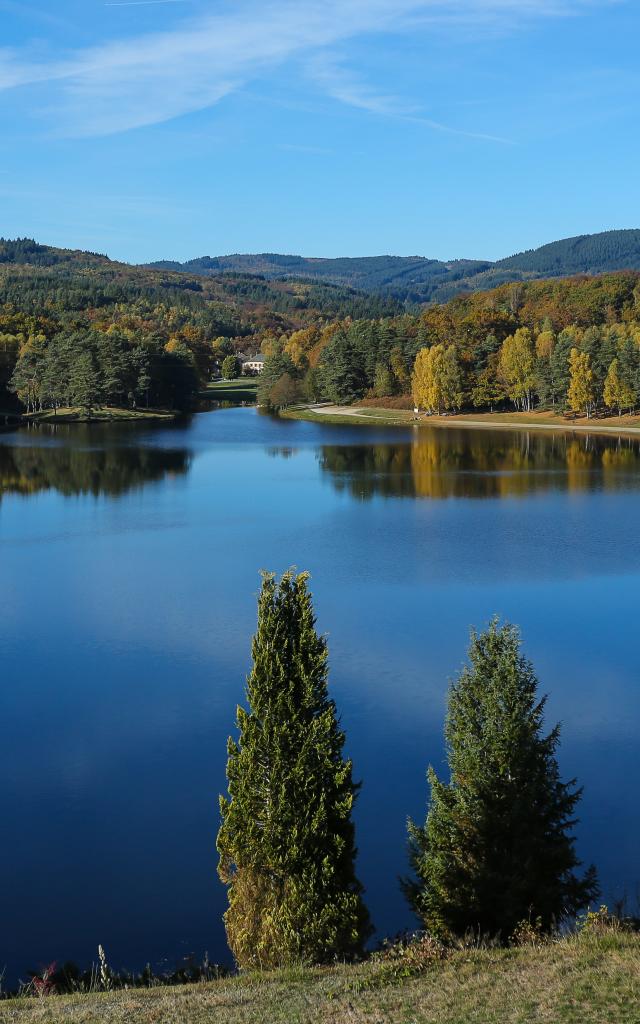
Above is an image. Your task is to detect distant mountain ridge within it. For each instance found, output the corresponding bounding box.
[147,230,640,305]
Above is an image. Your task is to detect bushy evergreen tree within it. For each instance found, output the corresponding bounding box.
[217,571,370,968]
[257,353,298,409]
[405,620,598,941]
[548,330,575,407]
[319,331,368,404]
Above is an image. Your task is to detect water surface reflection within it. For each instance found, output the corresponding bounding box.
[1,411,639,985]
[317,429,640,500]
[0,443,191,499]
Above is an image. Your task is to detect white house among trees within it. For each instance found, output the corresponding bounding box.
[242,355,265,374]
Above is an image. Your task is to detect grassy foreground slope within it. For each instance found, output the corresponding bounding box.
[2,932,638,1024]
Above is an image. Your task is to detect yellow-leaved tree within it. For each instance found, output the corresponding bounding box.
[284,326,320,367]
[535,329,555,360]
[412,345,462,415]
[499,328,536,411]
[603,358,635,417]
[567,348,595,418]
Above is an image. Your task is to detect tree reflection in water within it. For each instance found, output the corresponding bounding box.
[313,428,640,501]
[0,442,191,499]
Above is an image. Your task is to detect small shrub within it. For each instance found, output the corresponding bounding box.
[29,962,56,995]
[368,932,448,986]
[510,916,547,948]
[579,905,624,935]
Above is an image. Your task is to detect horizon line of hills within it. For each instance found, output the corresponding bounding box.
[2,229,640,307]
[147,228,640,304]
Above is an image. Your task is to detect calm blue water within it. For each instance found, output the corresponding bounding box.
[1,408,638,981]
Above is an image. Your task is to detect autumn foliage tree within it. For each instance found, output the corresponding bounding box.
[603,358,635,416]
[412,344,462,414]
[499,328,536,411]
[567,348,596,418]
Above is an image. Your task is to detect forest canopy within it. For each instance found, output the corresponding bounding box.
[3,239,640,420]
[0,240,399,415]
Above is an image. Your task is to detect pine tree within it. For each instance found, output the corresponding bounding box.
[373,362,395,398]
[405,620,598,942]
[69,347,100,412]
[319,332,367,404]
[217,571,371,968]
[548,330,576,408]
[617,339,639,409]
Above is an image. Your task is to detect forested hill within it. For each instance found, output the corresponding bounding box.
[148,253,493,305]
[3,233,640,423]
[0,238,399,322]
[148,229,640,305]
[0,237,399,415]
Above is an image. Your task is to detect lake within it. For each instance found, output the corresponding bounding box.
[1,407,638,981]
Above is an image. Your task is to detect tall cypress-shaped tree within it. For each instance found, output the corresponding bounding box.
[218,571,370,968]
[405,620,598,941]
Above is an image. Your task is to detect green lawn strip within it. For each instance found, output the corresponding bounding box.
[203,379,259,402]
[283,405,640,436]
[25,407,176,423]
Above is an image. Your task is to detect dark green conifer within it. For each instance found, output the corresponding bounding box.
[405,619,598,941]
[217,570,371,968]
[319,332,367,404]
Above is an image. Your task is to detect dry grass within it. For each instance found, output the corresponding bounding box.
[2,931,638,1024]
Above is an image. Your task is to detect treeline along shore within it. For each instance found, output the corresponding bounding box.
[4,238,640,432]
[257,273,640,427]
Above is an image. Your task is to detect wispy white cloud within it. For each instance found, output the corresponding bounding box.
[308,54,512,142]
[0,0,613,137]
[308,54,418,119]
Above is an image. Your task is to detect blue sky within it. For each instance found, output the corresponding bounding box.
[0,0,637,263]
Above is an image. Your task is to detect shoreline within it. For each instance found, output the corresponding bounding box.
[283,404,640,439]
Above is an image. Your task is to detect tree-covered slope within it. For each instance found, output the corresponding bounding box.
[0,238,399,414]
[148,252,492,303]
[0,240,400,326]
[148,230,640,304]
[498,229,640,276]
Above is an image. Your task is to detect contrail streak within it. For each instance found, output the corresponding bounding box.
[105,1,186,7]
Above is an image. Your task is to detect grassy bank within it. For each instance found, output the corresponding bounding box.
[284,404,640,437]
[25,407,176,424]
[2,930,638,1023]
[202,379,258,403]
